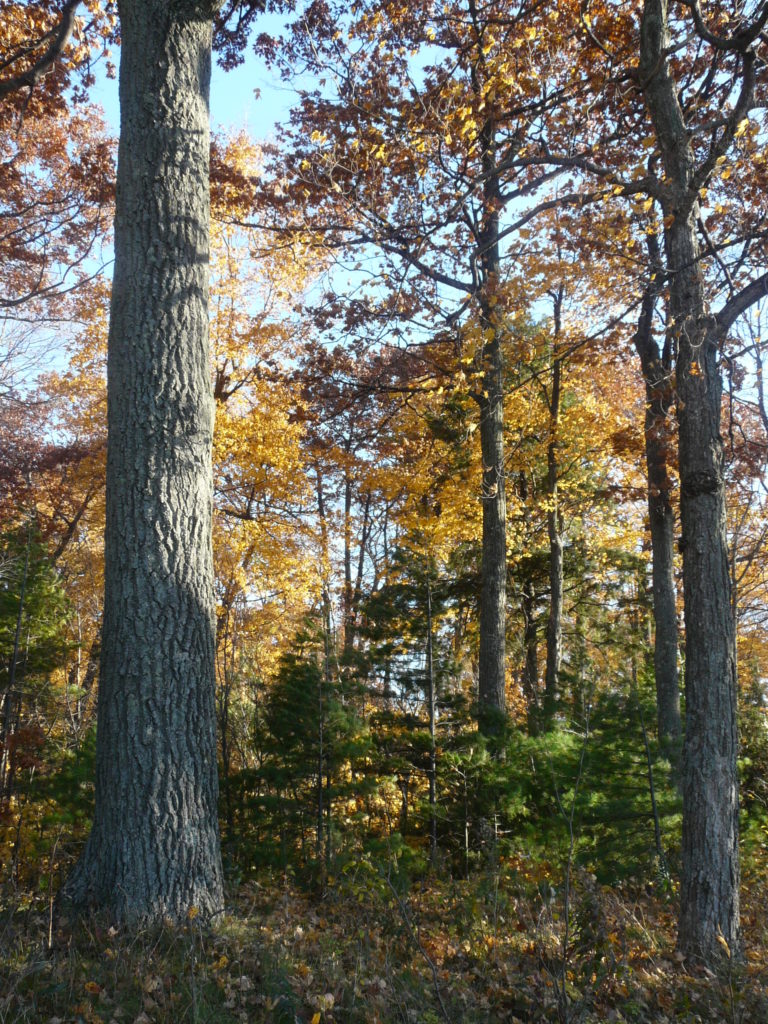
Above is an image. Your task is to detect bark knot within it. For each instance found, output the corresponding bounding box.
[681,471,721,498]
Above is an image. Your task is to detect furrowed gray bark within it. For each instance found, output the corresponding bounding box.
[61,0,223,924]
[640,0,739,961]
[544,288,564,725]
[642,356,682,748]
[632,243,681,748]
[477,353,507,733]
[476,120,507,736]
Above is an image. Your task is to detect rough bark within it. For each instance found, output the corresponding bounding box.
[644,385,682,746]
[672,216,739,962]
[640,0,739,960]
[60,0,223,924]
[477,330,507,732]
[476,121,507,736]
[632,246,681,748]
[544,289,564,724]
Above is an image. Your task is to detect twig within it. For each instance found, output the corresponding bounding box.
[382,874,452,1024]
[548,705,592,1024]
[47,828,64,950]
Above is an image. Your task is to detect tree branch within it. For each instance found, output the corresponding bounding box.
[0,0,83,100]
[679,0,768,51]
[712,272,768,343]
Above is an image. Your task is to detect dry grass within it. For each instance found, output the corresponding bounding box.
[1,859,767,1024]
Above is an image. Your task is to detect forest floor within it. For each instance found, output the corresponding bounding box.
[2,854,768,1024]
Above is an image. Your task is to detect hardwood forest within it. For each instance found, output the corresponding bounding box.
[1,1,768,1021]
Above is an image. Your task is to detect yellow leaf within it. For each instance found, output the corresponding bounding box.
[188,905,199,920]
[84,981,101,995]
[716,928,731,959]
[312,1015,322,1024]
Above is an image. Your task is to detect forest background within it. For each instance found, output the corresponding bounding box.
[2,1,768,1021]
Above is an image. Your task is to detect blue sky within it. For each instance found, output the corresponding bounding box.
[89,15,299,142]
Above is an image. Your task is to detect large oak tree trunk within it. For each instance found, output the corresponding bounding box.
[640,0,739,960]
[670,213,739,959]
[61,0,223,924]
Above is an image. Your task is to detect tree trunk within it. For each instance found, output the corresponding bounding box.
[342,468,354,658]
[476,122,507,736]
[632,241,681,748]
[521,576,539,729]
[517,472,539,733]
[0,523,30,812]
[671,211,739,959]
[644,395,681,746]
[640,0,739,959]
[217,607,235,838]
[544,289,564,724]
[61,0,223,924]
[426,577,437,866]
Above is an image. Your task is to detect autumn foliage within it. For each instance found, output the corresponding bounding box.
[2,0,768,1020]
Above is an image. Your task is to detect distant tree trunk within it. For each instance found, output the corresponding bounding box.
[517,472,539,733]
[217,606,236,838]
[61,0,223,924]
[640,0,739,959]
[0,523,30,811]
[342,466,354,657]
[476,120,507,736]
[344,489,371,662]
[521,577,539,726]
[398,773,409,833]
[426,577,437,866]
[66,631,100,738]
[316,657,324,864]
[632,238,681,748]
[544,287,564,724]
